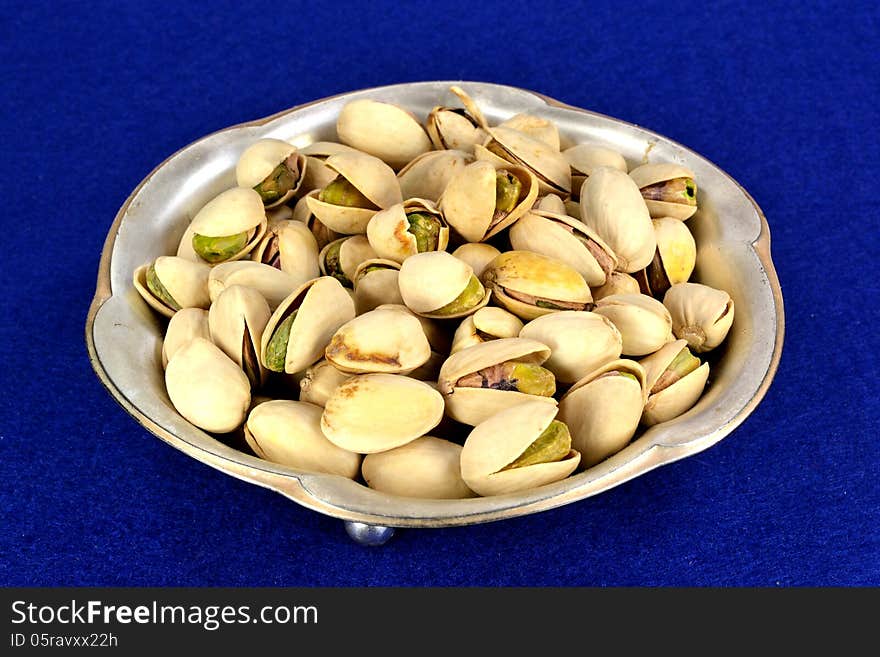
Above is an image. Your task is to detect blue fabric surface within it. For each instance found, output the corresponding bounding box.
[1,0,877,586]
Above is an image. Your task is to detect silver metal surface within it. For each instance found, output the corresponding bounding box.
[344,522,396,546]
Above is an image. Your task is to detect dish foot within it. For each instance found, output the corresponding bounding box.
[344,521,396,546]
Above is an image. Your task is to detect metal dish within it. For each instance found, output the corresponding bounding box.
[86,81,784,542]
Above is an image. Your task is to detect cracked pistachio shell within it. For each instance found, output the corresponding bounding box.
[235,139,306,208]
[133,256,211,318]
[397,149,471,203]
[437,337,556,426]
[363,436,475,499]
[177,187,268,263]
[629,163,697,220]
[298,141,361,195]
[451,306,524,354]
[336,99,432,169]
[498,113,561,151]
[352,259,403,314]
[482,251,592,321]
[299,359,352,408]
[460,401,580,497]
[594,293,674,356]
[325,305,430,375]
[208,261,303,310]
[398,251,491,319]
[165,338,251,434]
[162,308,210,369]
[591,271,641,302]
[244,400,361,478]
[321,373,444,453]
[520,311,623,384]
[304,152,402,234]
[450,243,501,279]
[292,190,342,250]
[580,167,655,273]
[208,285,271,387]
[663,283,734,353]
[252,219,320,282]
[509,210,618,287]
[564,144,627,197]
[476,126,571,195]
[439,160,538,243]
[641,217,696,295]
[557,359,647,468]
[260,276,356,374]
[639,339,710,426]
[319,235,378,287]
[366,198,449,263]
[534,194,567,215]
[425,104,489,152]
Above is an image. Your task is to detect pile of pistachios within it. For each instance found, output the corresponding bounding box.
[135,86,734,500]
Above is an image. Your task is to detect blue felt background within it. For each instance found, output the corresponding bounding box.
[1,0,877,586]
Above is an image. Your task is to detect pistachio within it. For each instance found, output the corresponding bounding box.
[501,420,571,470]
[455,360,556,397]
[321,239,348,286]
[191,231,250,263]
[432,275,485,316]
[641,177,697,206]
[493,170,522,226]
[319,175,377,209]
[253,155,301,204]
[146,263,180,311]
[264,311,297,372]
[406,212,442,252]
[652,346,701,394]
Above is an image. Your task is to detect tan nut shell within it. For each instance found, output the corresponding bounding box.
[336,99,432,168]
[321,373,444,453]
[425,107,489,152]
[319,235,378,284]
[325,305,430,374]
[299,141,361,195]
[397,150,471,203]
[207,261,303,310]
[375,304,452,355]
[133,256,211,318]
[653,216,696,286]
[362,436,475,499]
[460,401,580,497]
[498,114,561,151]
[208,285,271,386]
[591,272,641,302]
[520,311,623,383]
[165,337,251,434]
[594,293,674,356]
[398,251,491,319]
[235,139,306,208]
[251,219,320,282]
[629,163,697,220]
[298,359,352,408]
[451,306,524,354]
[261,276,356,374]
[366,198,449,263]
[663,283,735,353]
[450,243,501,279]
[482,251,592,321]
[509,210,617,286]
[438,337,556,426]
[244,400,360,478]
[292,191,342,250]
[162,308,210,368]
[439,160,538,243]
[639,339,710,426]
[352,259,403,314]
[564,144,627,196]
[477,126,571,195]
[579,167,655,273]
[534,194,567,214]
[557,359,647,469]
[177,187,268,263]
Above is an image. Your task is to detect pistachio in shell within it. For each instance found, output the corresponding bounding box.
[208,285,271,388]
[362,436,475,499]
[235,139,306,208]
[250,219,320,284]
[318,235,378,288]
[593,293,674,356]
[398,251,491,319]
[563,144,628,198]
[533,193,567,215]
[476,126,571,195]
[291,191,342,250]
[352,258,404,314]
[298,141,361,196]
[298,359,352,408]
[498,113,561,151]
[634,217,696,298]
[336,99,432,168]
[425,102,488,152]
[133,256,211,319]
[663,283,734,353]
[639,339,710,426]
[450,306,524,354]
[629,163,697,220]
[178,187,267,264]
[397,149,472,203]
[208,260,303,310]
[161,308,210,369]
[450,243,501,280]
[366,198,449,263]
[590,271,641,302]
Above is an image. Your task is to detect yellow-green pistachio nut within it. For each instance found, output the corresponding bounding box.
[318,175,377,209]
[493,170,522,226]
[253,154,301,204]
[455,360,556,397]
[264,310,297,372]
[432,275,485,315]
[191,231,250,263]
[641,177,697,206]
[650,346,701,394]
[502,420,571,470]
[146,263,181,311]
[406,212,442,252]
[321,239,350,287]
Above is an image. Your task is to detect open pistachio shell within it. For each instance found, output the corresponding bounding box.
[398,251,491,319]
[208,285,271,388]
[321,373,444,453]
[398,149,471,202]
[498,114,561,151]
[460,401,580,497]
[165,338,251,434]
[591,271,641,302]
[482,251,592,321]
[298,359,352,407]
[177,187,268,264]
[509,210,618,286]
[437,337,556,426]
[594,293,674,356]
[639,339,710,426]
[520,311,623,384]
[439,160,538,243]
[636,217,696,297]
[362,436,475,499]
[235,139,306,208]
[557,359,647,469]
[477,126,571,195]
[318,235,378,288]
[291,190,342,250]
[161,308,210,368]
[244,400,360,478]
[336,99,432,168]
[366,198,449,263]
[450,306,524,354]
[564,144,627,197]
[663,283,734,353]
[325,305,431,374]
[207,261,303,310]
[298,141,361,195]
[534,194,567,215]
[352,258,403,314]
[629,163,697,220]
[425,102,489,152]
[260,276,356,374]
[450,243,501,279]
[251,219,320,283]
[133,256,211,318]
[579,166,655,273]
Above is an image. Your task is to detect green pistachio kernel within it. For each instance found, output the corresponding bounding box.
[145,263,181,311]
[502,361,557,396]
[618,372,639,383]
[641,177,697,206]
[502,420,571,471]
[535,299,566,310]
[253,158,299,204]
[318,176,375,209]
[493,170,522,224]
[192,231,249,263]
[322,240,351,288]
[431,275,484,315]
[651,347,701,394]
[264,311,297,372]
[406,212,442,252]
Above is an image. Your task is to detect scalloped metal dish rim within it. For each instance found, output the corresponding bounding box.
[85,82,784,529]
